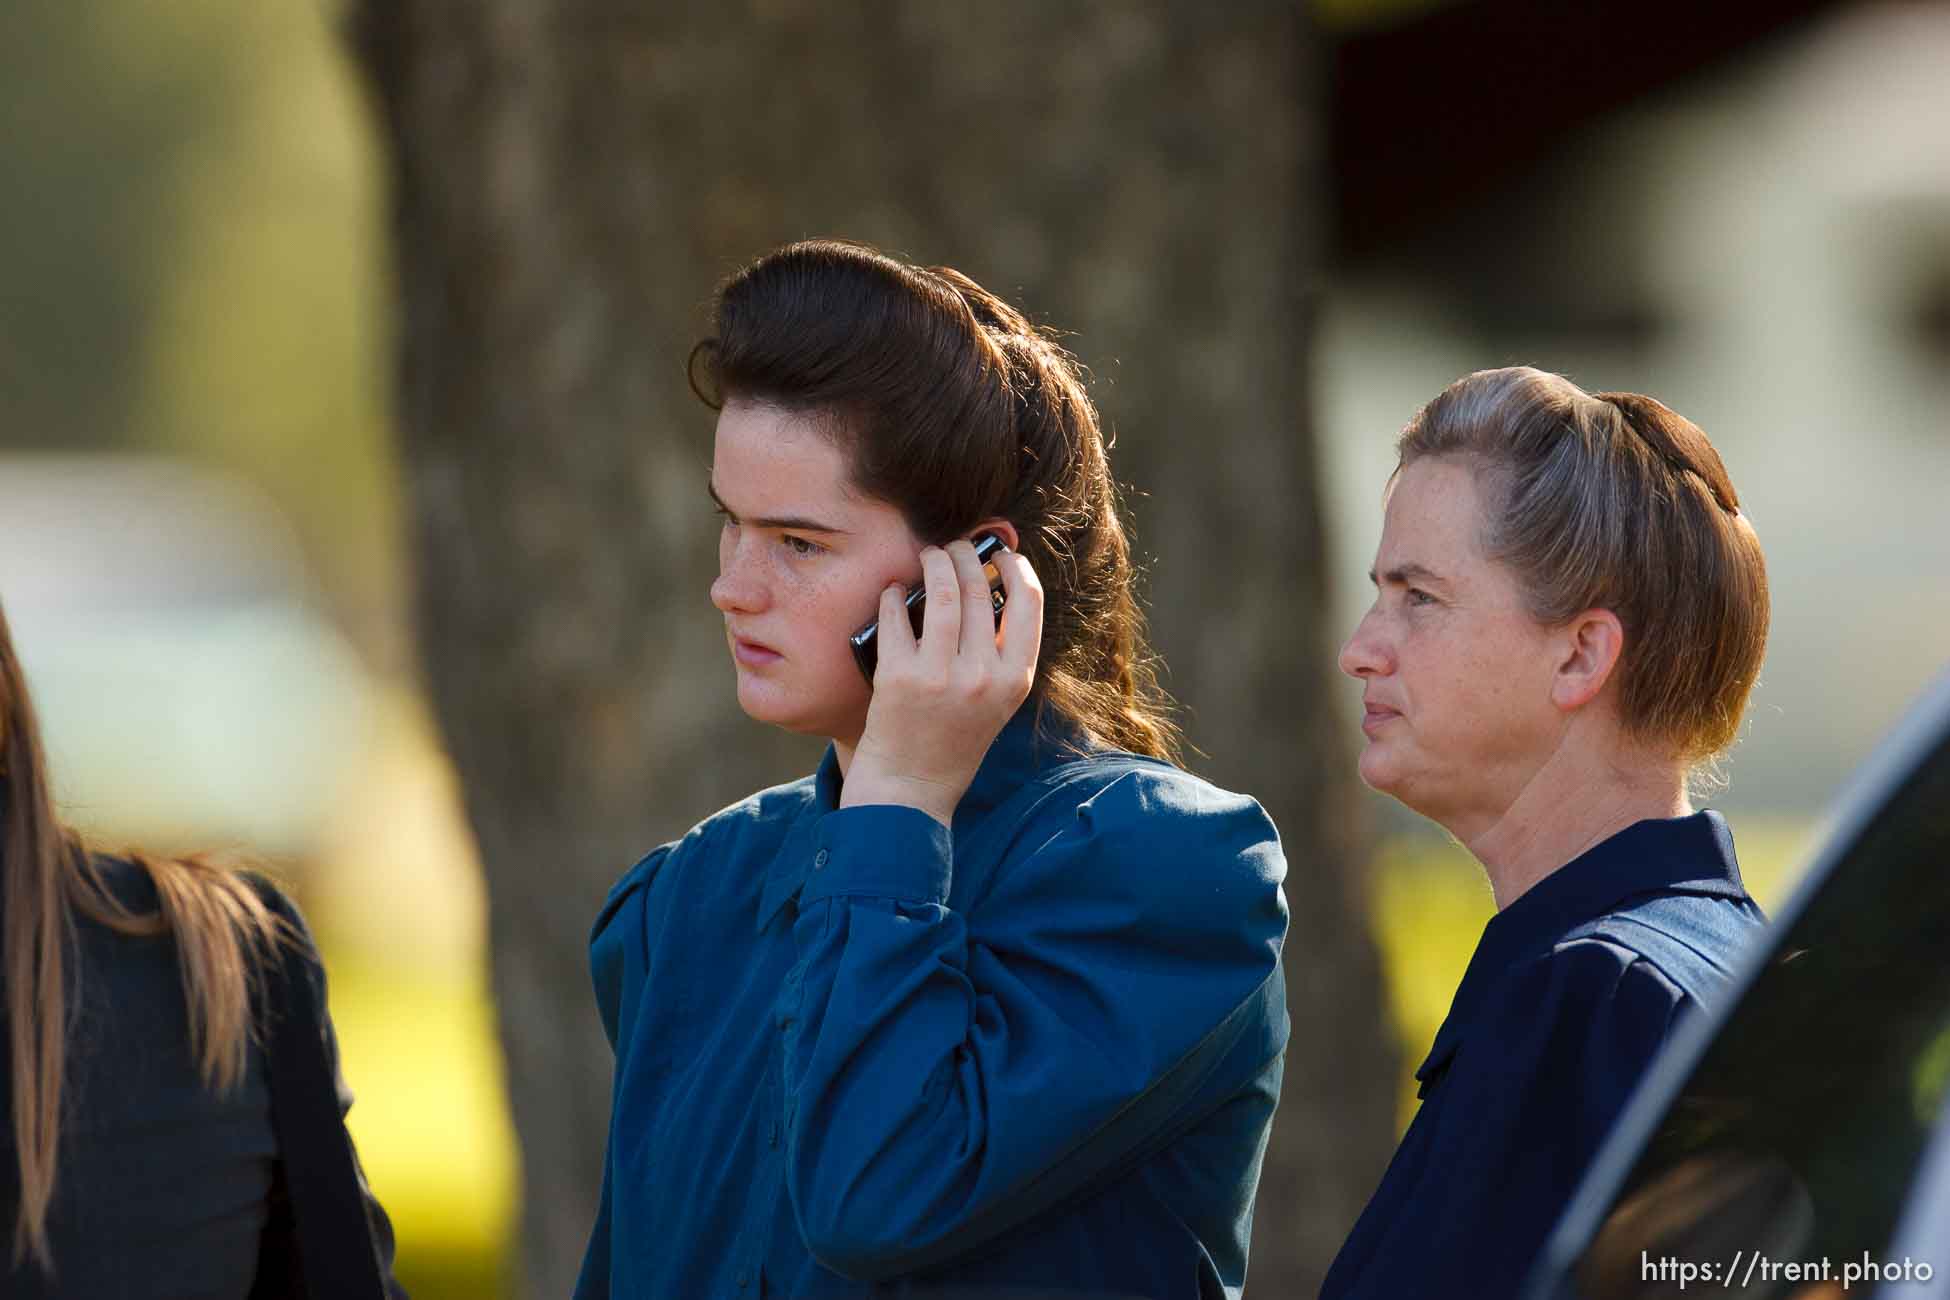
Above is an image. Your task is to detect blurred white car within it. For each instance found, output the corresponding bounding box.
[0,455,369,854]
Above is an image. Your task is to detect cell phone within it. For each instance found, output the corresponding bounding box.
[850,533,1009,684]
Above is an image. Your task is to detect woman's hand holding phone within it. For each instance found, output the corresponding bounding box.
[840,538,1044,827]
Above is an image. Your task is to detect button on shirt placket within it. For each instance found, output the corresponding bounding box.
[743,842,815,1297]
[771,841,809,1228]
[724,1034,788,1290]
[740,1038,787,1298]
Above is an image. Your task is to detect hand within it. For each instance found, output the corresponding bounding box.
[840,539,1045,826]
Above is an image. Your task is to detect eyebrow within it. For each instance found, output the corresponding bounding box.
[1368,561,1447,588]
[707,480,851,535]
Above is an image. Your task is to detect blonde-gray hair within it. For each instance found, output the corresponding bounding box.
[1398,367,1769,761]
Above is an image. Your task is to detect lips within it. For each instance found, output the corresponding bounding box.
[730,632,783,667]
[1360,702,1401,738]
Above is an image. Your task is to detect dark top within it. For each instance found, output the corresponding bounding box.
[1321,811,1768,1300]
[576,704,1291,1299]
[0,856,403,1299]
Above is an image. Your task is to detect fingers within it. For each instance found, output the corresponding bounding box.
[992,550,1044,680]
[891,542,1040,690]
[917,545,961,670]
[947,540,998,657]
[873,579,916,674]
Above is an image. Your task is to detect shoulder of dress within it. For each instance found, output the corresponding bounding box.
[1556,890,1760,1001]
[597,776,820,921]
[641,774,822,867]
[684,773,820,842]
[992,757,1287,920]
[1029,752,1268,824]
[1470,940,1689,1059]
[1534,932,1668,984]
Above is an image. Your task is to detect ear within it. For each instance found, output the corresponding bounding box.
[968,518,1021,552]
[1549,608,1625,714]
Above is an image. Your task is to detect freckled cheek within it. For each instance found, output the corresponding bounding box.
[775,566,878,655]
[1395,625,1459,716]
[1402,633,1501,740]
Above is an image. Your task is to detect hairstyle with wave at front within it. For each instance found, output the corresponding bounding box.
[1397,366,1769,763]
[1,597,291,1274]
[689,238,1182,764]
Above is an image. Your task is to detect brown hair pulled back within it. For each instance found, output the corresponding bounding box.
[1397,366,1769,761]
[691,239,1182,763]
[1,598,289,1272]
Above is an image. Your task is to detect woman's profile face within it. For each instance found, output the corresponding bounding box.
[1338,457,1566,831]
[708,400,925,746]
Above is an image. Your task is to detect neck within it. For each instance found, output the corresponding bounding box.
[833,736,857,778]
[1453,734,1690,911]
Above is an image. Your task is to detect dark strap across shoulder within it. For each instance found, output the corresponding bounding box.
[250,879,390,1300]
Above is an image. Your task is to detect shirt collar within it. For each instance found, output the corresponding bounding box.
[1415,810,1747,1087]
[957,699,1084,819]
[753,700,1081,933]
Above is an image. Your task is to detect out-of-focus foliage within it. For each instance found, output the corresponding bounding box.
[1,3,229,449]
[328,955,516,1300]
[0,0,403,660]
[301,688,518,1297]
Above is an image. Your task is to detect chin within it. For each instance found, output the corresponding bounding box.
[1356,743,1401,796]
[734,672,864,741]
[1358,751,1443,824]
[735,685,810,733]
[1361,757,1453,827]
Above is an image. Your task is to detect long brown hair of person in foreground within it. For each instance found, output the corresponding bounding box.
[1,596,290,1271]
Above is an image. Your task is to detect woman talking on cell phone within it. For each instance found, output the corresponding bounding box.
[574,240,1290,1298]
[0,595,403,1297]
[1322,367,1772,1299]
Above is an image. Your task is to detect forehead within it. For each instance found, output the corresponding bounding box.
[1377,457,1491,566]
[711,400,855,501]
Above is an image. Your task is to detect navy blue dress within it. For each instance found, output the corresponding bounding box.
[1321,812,1766,1299]
[576,705,1290,1298]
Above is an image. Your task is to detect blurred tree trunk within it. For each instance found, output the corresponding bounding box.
[349,1,1396,1295]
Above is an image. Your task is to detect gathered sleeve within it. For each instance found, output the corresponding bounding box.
[776,767,1288,1281]
[588,847,673,1051]
[1392,939,1693,1296]
[576,845,675,1300]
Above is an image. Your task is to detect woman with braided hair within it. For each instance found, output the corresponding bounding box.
[1325,367,1773,1298]
[575,240,1289,1297]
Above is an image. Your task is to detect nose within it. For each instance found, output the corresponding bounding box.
[711,532,768,616]
[1338,606,1392,680]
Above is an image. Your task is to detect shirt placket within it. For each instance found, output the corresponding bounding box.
[737,883,808,1296]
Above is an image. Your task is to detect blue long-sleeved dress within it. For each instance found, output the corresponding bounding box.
[1320,811,1767,1299]
[575,704,1290,1298]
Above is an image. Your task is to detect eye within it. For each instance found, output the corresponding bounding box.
[781,534,825,558]
[1406,587,1437,607]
